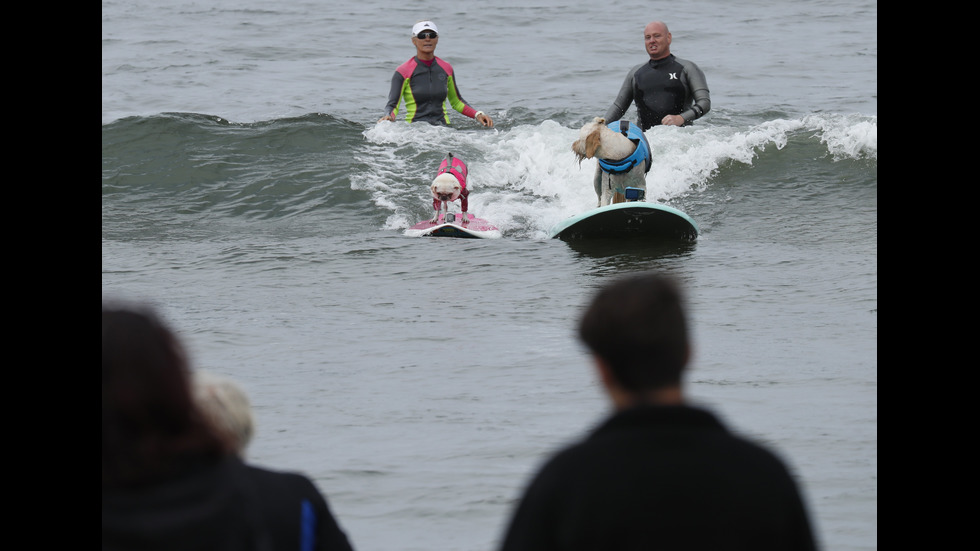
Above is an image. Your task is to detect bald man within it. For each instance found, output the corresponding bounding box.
[604,21,711,130]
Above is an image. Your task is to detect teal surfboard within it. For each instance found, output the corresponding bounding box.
[549,202,699,241]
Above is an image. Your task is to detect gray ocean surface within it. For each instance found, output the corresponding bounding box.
[102,1,877,550]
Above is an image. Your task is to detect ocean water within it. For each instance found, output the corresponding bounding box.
[102,1,877,550]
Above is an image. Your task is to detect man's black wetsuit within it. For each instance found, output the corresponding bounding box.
[604,54,711,130]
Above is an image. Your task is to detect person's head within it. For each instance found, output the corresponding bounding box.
[193,370,255,456]
[644,21,672,60]
[102,304,231,489]
[578,272,690,401]
[411,20,439,58]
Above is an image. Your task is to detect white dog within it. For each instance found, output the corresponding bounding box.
[430,153,470,222]
[571,117,652,207]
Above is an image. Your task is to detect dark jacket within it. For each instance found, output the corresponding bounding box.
[499,405,818,551]
[103,456,354,551]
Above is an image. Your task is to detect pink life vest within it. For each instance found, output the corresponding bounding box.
[437,154,468,189]
[435,154,469,212]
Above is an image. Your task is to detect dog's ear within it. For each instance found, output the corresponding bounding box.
[585,128,602,158]
[595,117,606,125]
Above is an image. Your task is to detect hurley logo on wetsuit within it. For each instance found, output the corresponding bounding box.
[668,73,678,80]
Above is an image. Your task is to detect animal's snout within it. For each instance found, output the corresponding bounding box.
[431,173,462,202]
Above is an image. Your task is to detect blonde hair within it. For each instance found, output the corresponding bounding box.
[193,370,255,455]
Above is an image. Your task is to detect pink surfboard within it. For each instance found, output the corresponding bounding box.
[406,212,501,239]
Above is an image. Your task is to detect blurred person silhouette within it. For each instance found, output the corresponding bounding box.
[192,370,256,456]
[102,303,355,551]
[497,273,818,551]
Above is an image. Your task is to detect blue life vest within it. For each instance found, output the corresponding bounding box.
[597,120,652,175]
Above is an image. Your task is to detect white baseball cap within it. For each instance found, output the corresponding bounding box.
[412,21,438,36]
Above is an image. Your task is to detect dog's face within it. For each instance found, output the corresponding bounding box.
[431,173,462,202]
[572,116,639,168]
[571,117,607,165]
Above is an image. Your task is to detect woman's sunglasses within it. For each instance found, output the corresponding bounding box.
[416,31,438,39]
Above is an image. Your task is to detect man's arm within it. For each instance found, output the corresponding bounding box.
[678,58,710,123]
[603,63,643,122]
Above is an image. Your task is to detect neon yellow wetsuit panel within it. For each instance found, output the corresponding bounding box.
[383,56,478,125]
